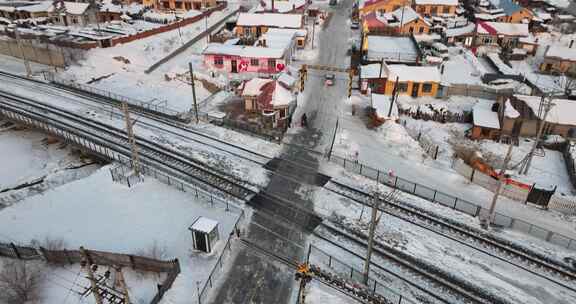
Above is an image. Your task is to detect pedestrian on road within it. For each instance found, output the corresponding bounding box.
[301,113,308,128]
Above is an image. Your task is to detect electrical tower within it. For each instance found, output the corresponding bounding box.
[517,95,554,175]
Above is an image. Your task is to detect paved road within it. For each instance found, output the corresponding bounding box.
[208,1,353,303]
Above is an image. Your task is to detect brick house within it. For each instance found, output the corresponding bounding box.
[362,6,431,35]
[358,0,412,17]
[241,78,296,129]
[474,21,529,48]
[144,0,217,11]
[501,95,576,138]
[360,62,441,97]
[413,0,458,17]
[539,44,576,76]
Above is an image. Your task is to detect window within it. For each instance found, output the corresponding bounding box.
[214,56,223,66]
[378,9,386,14]
[397,83,408,92]
[422,83,433,93]
[297,39,304,46]
[443,6,450,14]
[431,6,438,15]
[484,37,491,44]
[418,6,426,13]
[268,59,276,68]
[409,27,414,33]
[251,58,259,66]
[418,26,424,33]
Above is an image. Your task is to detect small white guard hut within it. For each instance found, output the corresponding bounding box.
[189,217,220,253]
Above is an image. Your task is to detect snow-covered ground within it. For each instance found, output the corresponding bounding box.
[305,281,361,304]
[0,126,100,207]
[0,258,165,304]
[326,93,576,238]
[61,5,240,113]
[309,179,576,304]
[0,166,242,303]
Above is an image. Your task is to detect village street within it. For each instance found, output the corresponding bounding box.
[207,1,353,303]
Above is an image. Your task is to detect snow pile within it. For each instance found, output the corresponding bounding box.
[504,99,520,118]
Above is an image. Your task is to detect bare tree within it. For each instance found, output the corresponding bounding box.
[136,240,167,260]
[30,236,67,251]
[0,260,45,304]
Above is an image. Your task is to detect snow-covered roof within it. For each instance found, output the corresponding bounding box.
[488,0,523,16]
[473,102,500,129]
[278,72,296,87]
[203,43,286,58]
[365,35,418,62]
[504,99,520,118]
[372,93,398,118]
[545,45,576,62]
[271,82,293,106]
[190,217,218,233]
[63,2,90,15]
[237,13,302,28]
[255,0,306,13]
[17,1,53,13]
[476,21,529,37]
[414,0,458,5]
[445,23,475,37]
[242,78,273,96]
[361,63,383,79]
[385,64,441,83]
[514,95,576,126]
[486,52,519,75]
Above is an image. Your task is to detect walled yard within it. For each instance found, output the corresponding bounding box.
[0,165,242,303]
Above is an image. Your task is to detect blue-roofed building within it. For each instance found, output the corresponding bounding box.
[486,0,533,23]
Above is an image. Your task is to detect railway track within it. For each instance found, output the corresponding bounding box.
[0,91,256,201]
[324,180,576,292]
[0,70,272,167]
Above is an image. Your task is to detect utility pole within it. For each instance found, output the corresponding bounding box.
[114,266,130,304]
[519,95,554,175]
[311,17,316,49]
[205,15,209,44]
[485,142,514,226]
[14,28,32,77]
[122,102,141,176]
[327,117,339,159]
[189,62,199,123]
[387,76,399,117]
[80,247,103,304]
[363,192,379,285]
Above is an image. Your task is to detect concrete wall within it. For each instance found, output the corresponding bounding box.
[0,39,67,67]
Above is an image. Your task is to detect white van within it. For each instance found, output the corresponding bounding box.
[431,42,449,60]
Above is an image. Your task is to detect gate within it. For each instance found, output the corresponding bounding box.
[526,186,555,207]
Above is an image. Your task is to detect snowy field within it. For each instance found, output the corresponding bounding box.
[0,166,242,303]
[60,5,240,113]
[0,125,100,208]
[305,281,361,304]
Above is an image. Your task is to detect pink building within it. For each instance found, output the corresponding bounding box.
[203,28,299,74]
[203,45,289,74]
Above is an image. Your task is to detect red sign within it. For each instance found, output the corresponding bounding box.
[238,60,249,72]
[276,63,285,71]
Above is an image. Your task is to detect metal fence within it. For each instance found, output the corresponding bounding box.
[49,75,184,118]
[328,153,576,250]
[197,211,245,304]
[308,245,416,304]
[110,164,144,187]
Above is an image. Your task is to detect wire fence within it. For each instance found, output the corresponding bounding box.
[48,74,185,119]
[197,211,244,304]
[308,245,417,304]
[327,153,576,250]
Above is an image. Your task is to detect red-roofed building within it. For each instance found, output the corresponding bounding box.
[241,78,296,129]
[474,21,529,47]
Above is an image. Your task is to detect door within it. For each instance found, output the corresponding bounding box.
[411,83,420,97]
[194,231,207,252]
[231,60,238,73]
[256,26,262,37]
